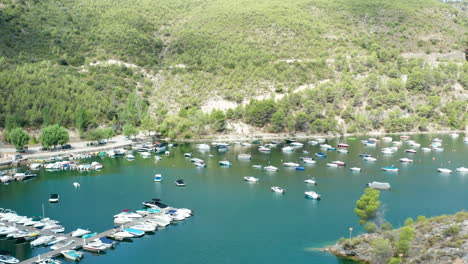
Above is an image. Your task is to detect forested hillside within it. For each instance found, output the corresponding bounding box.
[0,0,466,138]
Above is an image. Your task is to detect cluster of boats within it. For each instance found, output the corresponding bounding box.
[0,209,65,235]
[31,161,103,172]
[0,171,37,184]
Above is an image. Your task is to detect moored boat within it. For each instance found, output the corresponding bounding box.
[350,167,361,172]
[399,158,413,163]
[154,174,162,182]
[283,162,300,167]
[71,229,90,237]
[304,191,321,200]
[243,176,259,182]
[175,179,186,187]
[48,194,59,203]
[456,167,468,172]
[367,181,391,190]
[304,179,317,185]
[264,165,279,171]
[0,255,19,264]
[382,166,398,172]
[270,186,285,194]
[61,250,83,261]
[437,168,452,173]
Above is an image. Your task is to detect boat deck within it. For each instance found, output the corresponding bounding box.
[0,208,182,264]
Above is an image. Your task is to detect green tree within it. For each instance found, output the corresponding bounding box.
[396,226,415,254]
[76,107,90,132]
[371,238,393,264]
[8,128,30,150]
[270,109,286,132]
[355,188,380,225]
[123,124,138,138]
[244,99,277,127]
[404,217,414,226]
[40,125,69,149]
[210,110,226,132]
[140,115,157,136]
[388,257,401,264]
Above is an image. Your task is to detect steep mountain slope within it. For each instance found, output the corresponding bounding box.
[0,0,466,137]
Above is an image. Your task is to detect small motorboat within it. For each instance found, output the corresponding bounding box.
[326,163,338,167]
[350,167,361,172]
[332,161,345,166]
[114,210,143,219]
[270,186,285,193]
[320,144,332,149]
[49,194,59,203]
[243,176,259,182]
[114,216,133,225]
[382,166,398,172]
[184,153,192,158]
[194,161,206,168]
[405,149,417,153]
[290,142,304,147]
[264,165,279,171]
[282,146,294,153]
[154,174,162,182]
[400,135,410,140]
[122,228,145,237]
[131,223,156,232]
[36,258,61,264]
[82,232,97,239]
[175,179,186,187]
[337,149,349,154]
[308,140,319,145]
[381,148,394,154]
[364,156,377,162]
[302,158,316,164]
[82,242,107,253]
[305,191,321,200]
[94,237,116,249]
[437,168,452,173]
[51,240,75,250]
[304,179,317,185]
[107,231,135,240]
[295,166,305,171]
[73,182,80,188]
[155,155,163,161]
[126,154,135,161]
[382,137,393,142]
[219,161,232,167]
[0,255,19,264]
[31,235,54,247]
[337,143,349,148]
[421,147,431,152]
[47,236,67,246]
[456,167,468,173]
[71,228,90,237]
[252,165,262,169]
[368,181,391,190]
[359,153,371,157]
[258,146,271,152]
[315,152,326,158]
[433,147,444,152]
[399,158,413,163]
[283,162,300,167]
[61,250,83,261]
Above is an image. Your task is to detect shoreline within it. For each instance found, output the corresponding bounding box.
[0,129,465,166]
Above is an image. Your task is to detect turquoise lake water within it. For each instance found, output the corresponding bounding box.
[1,134,467,263]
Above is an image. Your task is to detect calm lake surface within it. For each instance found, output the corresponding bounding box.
[1,134,467,264]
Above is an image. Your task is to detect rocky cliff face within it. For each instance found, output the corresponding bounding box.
[323,212,468,264]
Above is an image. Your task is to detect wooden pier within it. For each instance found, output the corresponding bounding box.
[0,208,182,264]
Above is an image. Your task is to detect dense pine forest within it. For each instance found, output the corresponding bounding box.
[0,0,466,139]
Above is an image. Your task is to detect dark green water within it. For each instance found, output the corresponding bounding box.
[1,134,467,264]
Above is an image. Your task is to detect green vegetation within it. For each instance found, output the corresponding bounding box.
[0,0,466,137]
[39,125,69,148]
[396,226,415,254]
[7,128,29,150]
[355,188,380,225]
[370,238,393,263]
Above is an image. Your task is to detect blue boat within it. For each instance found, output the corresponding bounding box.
[315,152,327,158]
[295,166,305,171]
[327,147,336,151]
[82,232,97,239]
[123,228,145,237]
[382,166,399,172]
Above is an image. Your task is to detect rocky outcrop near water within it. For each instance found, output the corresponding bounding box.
[323,211,468,264]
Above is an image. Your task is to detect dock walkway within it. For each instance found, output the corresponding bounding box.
[1,209,174,264]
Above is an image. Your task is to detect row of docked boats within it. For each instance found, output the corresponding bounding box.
[243,177,321,199]
[0,171,37,184]
[30,161,103,172]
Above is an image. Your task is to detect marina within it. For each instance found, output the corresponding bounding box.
[0,134,467,264]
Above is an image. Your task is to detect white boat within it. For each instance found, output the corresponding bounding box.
[71,228,90,237]
[381,148,394,154]
[243,176,259,182]
[73,182,80,188]
[332,161,345,166]
[282,146,294,153]
[326,163,338,167]
[108,231,134,240]
[196,144,210,150]
[364,157,377,162]
[48,194,59,203]
[184,153,192,158]
[126,154,135,161]
[433,147,444,152]
[165,151,170,156]
[409,142,421,148]
[131,223,156,232]
[283,162,300,167]
[175,179,186,186]
[0,255,19,264]
[304,179,317,185]
[302,158,316,164]
[140,152,152,158]
[154,174,162,182]
[31,235,54,247]
[61,250,83,261]
[437,168,452,173]
[405,149,417,153]
[337,149,348,154]
[114,211,142,218]
[241,142,252,146]
[308,140,319,145]
[382,137,393,142]
[114,216,133,225]
[155,155,163,160]
[50,239,74,250]
[350,167,361,172]
[290,142,304,147]
[190,158,204,163]
[219,161,232,166]
[0,226,18,236]
[270,186,285,194]
[368,181,391,190]
[82,242,107,253]
[47,236,67,246]
[252,165,262,169]
[456,167,468,172]
[320,144,332,149]
[258,146,271,152]
[382,166,399,172]
[421,147,431,152]
[304,191,321,200]
[29,163,42,170]
[264,165,279,171]
[399,158,413,163]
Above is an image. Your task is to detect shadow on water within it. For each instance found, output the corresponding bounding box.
[337,256,365,264]
[0,238,31,260]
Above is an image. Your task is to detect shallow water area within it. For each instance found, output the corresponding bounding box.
[1,134,467,263]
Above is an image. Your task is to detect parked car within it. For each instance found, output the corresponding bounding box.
[62,144,72,149]
[14,154,23,160]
